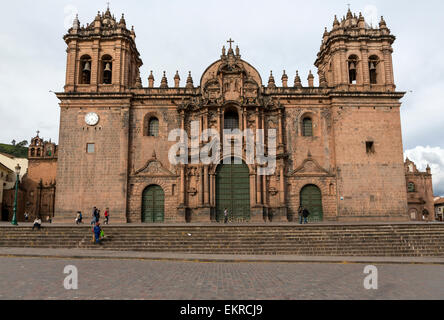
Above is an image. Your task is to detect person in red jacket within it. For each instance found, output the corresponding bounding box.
[104,208,109,225]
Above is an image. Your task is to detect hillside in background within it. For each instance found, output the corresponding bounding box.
[0,143,28,158]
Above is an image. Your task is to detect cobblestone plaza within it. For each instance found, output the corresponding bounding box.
[1,256,443,300]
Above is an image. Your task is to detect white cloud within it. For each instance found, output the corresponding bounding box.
[405,146,444,196]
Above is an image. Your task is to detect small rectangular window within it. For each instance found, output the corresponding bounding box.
[366,141,375,154]
[87,143,95,153]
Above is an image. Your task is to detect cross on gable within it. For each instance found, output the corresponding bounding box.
[227,38,234,49]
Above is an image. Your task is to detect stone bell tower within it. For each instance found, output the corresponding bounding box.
[315,9,396,92]
[63,7,143,93]
[54,7,143,223]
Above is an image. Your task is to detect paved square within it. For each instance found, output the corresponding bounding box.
[0,257,443,300]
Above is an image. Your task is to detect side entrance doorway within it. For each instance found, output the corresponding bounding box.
[142,185,164,223]
[300,184,323,222]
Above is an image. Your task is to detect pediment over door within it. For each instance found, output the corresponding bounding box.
[289,157,333,177]
[135,159,176,177]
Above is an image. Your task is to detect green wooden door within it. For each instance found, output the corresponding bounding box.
[142,185,164,223]
[216,159,250,222]
[300,185,323,222]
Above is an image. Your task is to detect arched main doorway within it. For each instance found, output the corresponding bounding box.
[300,185,323,222]
[142,185,164,223]
[216,158,250,222]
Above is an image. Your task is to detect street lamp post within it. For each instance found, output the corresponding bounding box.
[11,163,21,226]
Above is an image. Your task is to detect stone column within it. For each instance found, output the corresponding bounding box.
[91,40,100,91]
[360,47,370,87]
[278,110,283,146]
[256,169,262,205]
[261,111,265,131]
[198,166,204,206]
[210,173,215,206]
[242,107,247,148]
[203,111,208,132]
[66,44,78,91]
[179,111,186,206]
[262,174,267,206]
[204,165,209,205]
[339,48,348,86]
[180,165,185,206]
[219,109,223,138]
[279,166,285,206]
[250,173,256,207]
[383,48,394,86]
[114,42,123,91]
[199,114,203,142]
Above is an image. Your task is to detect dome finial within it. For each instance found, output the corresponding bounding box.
[186,71,194,89]
[174,70,180,88]
[379,16,387,29]
[333,15,339,28]
[72,14,80,30]
[346,4,353,19]
[307,70,314,87]
[268,71,276,88]
[294,70,302,88]
[148,70,155,88]
[160,71,168,88]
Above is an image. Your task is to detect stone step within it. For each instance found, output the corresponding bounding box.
[2,224,444,257]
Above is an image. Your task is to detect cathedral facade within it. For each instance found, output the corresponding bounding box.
[53,8,411,223]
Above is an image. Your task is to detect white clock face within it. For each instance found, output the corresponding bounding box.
[85,112,99,126]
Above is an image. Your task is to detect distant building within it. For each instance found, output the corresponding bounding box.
[0,161,14,221]
[0,152,28,222]
[404,158,434,221]
[1,133,57,222]
[435,197,444,222]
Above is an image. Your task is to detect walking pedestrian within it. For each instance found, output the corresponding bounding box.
[75,211,83,224]
[224,208,229,224]
[91,207,97,225]
[302,207,310,224]
[104,208,109,225]
[93,222,102,244]
[298,205,304,224]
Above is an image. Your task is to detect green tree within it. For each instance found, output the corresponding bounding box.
[16,140,28,147]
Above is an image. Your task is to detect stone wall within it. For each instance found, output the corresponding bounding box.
[54,98,131,223]
[332,104,408,221]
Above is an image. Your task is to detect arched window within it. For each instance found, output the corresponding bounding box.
[302,117,313,137]
[408,182,415,193]
[148,117,159,137]
[348,55,358,84]
[368,55,379,84]
[101,55,113,84]
[30,148,35,157]
[79,55,91,84]
[224,110,239,130]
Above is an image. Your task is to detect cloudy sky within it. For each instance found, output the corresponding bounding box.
[0,0,443,195]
